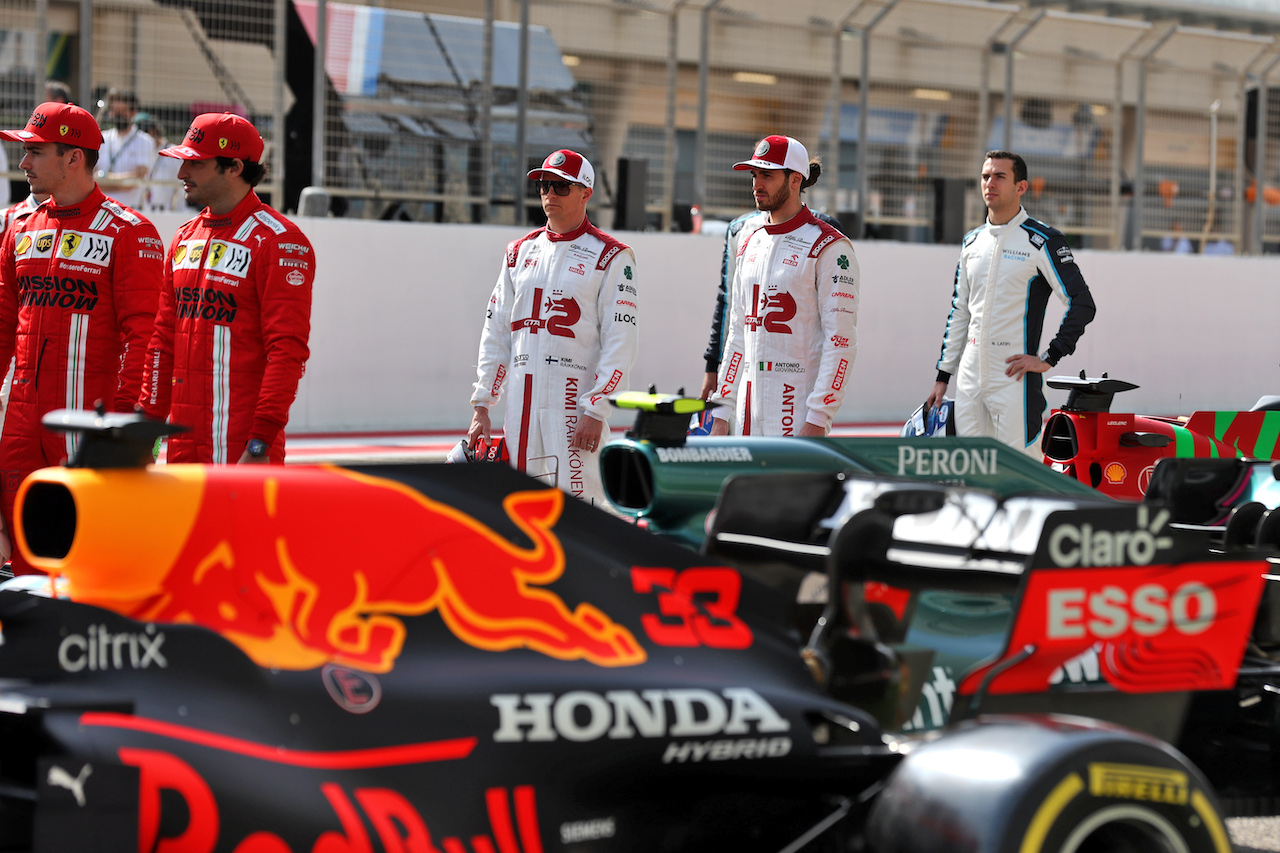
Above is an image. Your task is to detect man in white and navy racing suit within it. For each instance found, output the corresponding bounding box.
[469,149,638,505]
[709,135,858,436]
[927,150,1096,455]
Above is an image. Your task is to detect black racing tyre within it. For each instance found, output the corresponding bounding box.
[1010,747,1229,853]
[1224,501,1267,551]
[867,715,1231,853]
[1255,507,1280,551]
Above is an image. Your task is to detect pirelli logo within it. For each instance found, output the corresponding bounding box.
[1088,763,1188,805]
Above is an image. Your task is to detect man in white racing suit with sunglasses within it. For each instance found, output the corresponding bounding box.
[469,149,638,506]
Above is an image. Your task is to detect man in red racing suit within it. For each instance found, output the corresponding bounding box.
[0,102,165,571]
[139,112,313,464]
[469,149,638,506]
[710,135,859,436]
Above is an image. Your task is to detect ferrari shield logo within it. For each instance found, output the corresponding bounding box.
[219,138,229,150]
[60,234,80,258]
[59,124,69,138]
[210,243,226,266]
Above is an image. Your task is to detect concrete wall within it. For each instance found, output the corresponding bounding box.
[145,212,1280,433]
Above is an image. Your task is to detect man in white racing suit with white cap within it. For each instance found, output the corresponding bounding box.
[709,135,859,436]
[925,149,1096,456]
[468,149,638,505]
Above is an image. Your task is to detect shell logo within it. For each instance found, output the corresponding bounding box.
[1104,461,1127,485]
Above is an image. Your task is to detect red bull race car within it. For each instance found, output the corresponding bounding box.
[0,405,1275,852]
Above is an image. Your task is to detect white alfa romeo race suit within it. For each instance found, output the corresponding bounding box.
[711,207,858,435]
[935,207,1096,453]
[472,218,638,505]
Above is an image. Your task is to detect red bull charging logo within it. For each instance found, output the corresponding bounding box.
[33,466,646,673]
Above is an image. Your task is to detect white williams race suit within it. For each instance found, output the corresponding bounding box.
[935,206,1095,453]
[472,218,638,505]
[711,207,858,435]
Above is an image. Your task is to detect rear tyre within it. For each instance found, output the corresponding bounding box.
[866,715,1230,853]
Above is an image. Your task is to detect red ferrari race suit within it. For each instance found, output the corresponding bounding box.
[471,217,638,506]
[710,207,858,435]
[0,195,41,408]
[139,191,313,463]
[0,187,165,560]
[935,207,1095,454]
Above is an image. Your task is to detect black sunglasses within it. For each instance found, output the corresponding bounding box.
[536,180,575,196]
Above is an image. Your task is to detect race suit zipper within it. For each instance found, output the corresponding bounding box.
[33,337,47,385]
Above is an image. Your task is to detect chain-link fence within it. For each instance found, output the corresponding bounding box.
[3,0,1280,252]
[0,0,283,212]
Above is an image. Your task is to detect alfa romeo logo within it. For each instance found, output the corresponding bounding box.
[755,139,770,157]
[549,152,566,167]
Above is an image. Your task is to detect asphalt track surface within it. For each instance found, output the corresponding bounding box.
[283,424,1280,850]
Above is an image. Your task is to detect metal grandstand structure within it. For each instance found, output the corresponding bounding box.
[4,0,1280,252]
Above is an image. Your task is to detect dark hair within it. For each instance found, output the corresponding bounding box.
[55,142,99,171]
[798,158,822,193]
[106,88,139,111]
[217,156,266,188]
[984,149,1028,184]
[45,80,72,104]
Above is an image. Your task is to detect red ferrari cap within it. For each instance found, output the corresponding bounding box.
[0,102,103,149]
[733,135,810,174]
[160,112,264,162]
[528,149,594,188]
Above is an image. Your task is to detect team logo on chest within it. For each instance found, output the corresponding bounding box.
[206,240,252,280]
[510,287,581,338]
[744,285,796,334]
[57,231,113,266]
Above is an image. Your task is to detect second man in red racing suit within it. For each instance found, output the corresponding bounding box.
[139,113,313,464]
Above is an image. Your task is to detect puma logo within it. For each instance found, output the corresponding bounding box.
[47,763,91,806]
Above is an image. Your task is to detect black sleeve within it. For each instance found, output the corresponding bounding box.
[1041,235,1097,366]
[702,224,735,372]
